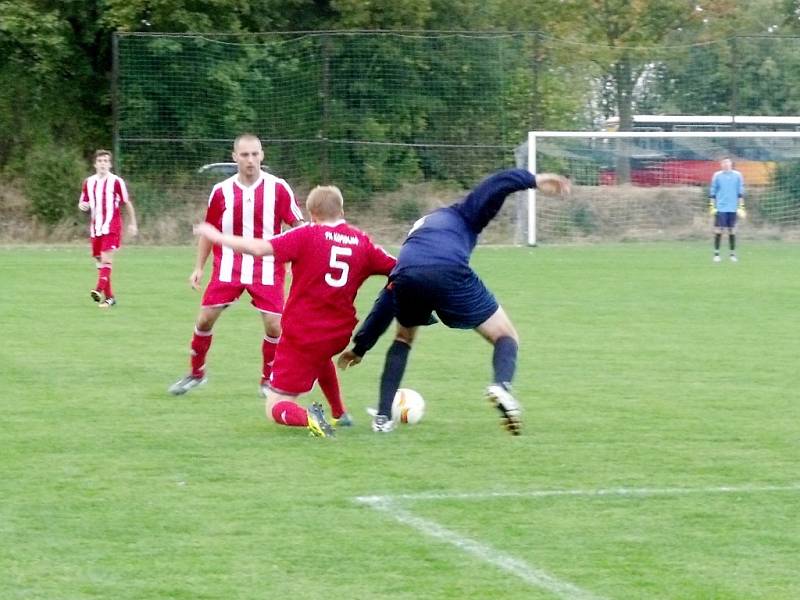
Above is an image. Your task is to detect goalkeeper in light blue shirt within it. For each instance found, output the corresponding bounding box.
[708,157,746,262]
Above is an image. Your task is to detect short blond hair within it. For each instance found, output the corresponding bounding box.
[94,149,112,161]
[306,185,344,220]
[233,133,261,151]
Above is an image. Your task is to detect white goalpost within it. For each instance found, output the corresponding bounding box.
[525,130,800,245]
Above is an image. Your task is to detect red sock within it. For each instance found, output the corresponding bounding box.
[318,359,345,419]
[96,265,111,295]
[190,328,213,378]
[261,335,279,384]
[103,266,113,298]
[271,400,308,426]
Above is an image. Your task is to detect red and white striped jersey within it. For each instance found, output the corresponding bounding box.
[79,174,130,238]
[205,171,303,286]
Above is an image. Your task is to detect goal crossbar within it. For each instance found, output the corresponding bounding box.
[530,131,800,139]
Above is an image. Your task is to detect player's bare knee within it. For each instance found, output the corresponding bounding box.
[394,325,417,346]
[265,398,279,421]
[262,314,282,338]
[195,317,213,331]
[197,305,226,331]
[502,325,520,344]
[489,326,518,345]
[477,307,517,344]
[195,311,219,332]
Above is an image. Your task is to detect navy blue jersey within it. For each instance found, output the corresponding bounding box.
[351,169,536,355]
[393,169,536,272]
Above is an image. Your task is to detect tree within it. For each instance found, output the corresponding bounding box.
[0,2,76,166]
[564,1,711,181]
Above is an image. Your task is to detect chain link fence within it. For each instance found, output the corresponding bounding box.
[115,31,800,243]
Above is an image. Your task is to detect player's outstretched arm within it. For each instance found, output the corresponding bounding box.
[336,350,362,370]
[193,223,274,257]
[457,169,569,234]
[458,169,536,233]
[340,286,397,369]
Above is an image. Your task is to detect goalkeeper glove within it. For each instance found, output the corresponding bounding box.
[737,205,747,218]
[708,201,717,216]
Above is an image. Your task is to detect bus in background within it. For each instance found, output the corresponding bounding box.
[599,115,800,186]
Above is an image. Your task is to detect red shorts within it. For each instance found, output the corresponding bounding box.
[91,233,121,258]
[269,331,350,395]
[201,278,284,314]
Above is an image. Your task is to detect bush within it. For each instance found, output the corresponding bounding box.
[389,198,422,223]
[763,161,800,224]
[571,204,597,235]
[24,144,86,225]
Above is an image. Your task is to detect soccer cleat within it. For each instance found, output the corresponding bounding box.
[486,384,522,436]
[713,255,721,263]
[730,254,738,262]
[168,374,208,395]
[99,297,117,308]
[371,414,395,433]
[90,289,102,303]
[331,412,354,427]
[307,402,335,438]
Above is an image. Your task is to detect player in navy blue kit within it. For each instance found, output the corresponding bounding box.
[337,169,570,434]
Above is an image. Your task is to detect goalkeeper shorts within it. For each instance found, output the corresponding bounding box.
[714,212,737,228]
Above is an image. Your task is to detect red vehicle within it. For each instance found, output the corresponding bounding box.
[599,159,721,186]
[597,115,798,186]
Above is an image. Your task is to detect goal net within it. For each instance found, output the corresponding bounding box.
[522,131,800,245]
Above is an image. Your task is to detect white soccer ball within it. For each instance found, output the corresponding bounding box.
[392,388,425,424]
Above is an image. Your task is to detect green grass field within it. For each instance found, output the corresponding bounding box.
[2,242,799,600]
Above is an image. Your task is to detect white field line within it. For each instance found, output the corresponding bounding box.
[356,482,800,504]
[357,495,604,600]
[354,483,800,600]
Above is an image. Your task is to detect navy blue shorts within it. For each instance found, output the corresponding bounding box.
[390,266,499,330]
[715,212,737,229]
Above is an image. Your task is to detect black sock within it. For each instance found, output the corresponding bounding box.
[378,340,411,418]
[730,234,736,251]
[492,336,518,390]
[714,233,721,252]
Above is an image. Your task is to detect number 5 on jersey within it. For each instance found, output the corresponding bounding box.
[325,246,352,287]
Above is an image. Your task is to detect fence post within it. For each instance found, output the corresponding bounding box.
[112,32,121,171]
[531,32,541,129]
[729,36,738,127]
[320,33,331,182]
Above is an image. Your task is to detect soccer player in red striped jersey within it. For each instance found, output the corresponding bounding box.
[169,134,312,400]
[78,149,138,308]
[193,185,396,437]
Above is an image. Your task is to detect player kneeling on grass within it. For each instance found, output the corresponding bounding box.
[338,169,570,435]
[194,185,396,437]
